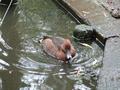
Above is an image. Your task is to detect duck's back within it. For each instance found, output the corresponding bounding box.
[42,38,58,58]
[52,37,65,49]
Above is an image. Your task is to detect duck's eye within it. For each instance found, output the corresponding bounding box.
[62,49,66,53]
[65,45,71,50]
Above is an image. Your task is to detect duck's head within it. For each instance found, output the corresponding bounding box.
[61,39,74,63]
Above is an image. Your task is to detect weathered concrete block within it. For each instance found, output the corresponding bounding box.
[62,0,112,25]
[94,20,120,39]
[73,24,94,43]
[97,37,120,90]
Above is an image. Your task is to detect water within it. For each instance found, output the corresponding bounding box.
[0,0,103,90]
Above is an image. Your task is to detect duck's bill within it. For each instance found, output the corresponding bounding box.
[68,58,73,64]
[67,53,78,64]
[66,51,72,63]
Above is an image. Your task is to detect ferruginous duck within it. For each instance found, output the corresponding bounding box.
[39,36,76,63]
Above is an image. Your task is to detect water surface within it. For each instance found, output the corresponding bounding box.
[0,0,103,90]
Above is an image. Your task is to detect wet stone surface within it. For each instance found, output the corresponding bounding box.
[97,37,120,90]
[94,19,120,38]
[98,0,120,18]
[62,0,120,40]
[63,0,112,25]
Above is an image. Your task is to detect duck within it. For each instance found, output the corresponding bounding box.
[39,36,76,63]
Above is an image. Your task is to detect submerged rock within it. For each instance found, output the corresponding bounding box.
[73,24,94,43]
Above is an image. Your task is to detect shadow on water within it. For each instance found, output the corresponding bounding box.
[0,0,103,90]
[0,5,22,90]
[0,6,21,90]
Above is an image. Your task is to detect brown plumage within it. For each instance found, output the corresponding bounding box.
[39,36,76,63]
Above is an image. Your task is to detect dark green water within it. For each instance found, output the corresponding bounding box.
[0,0,103,90]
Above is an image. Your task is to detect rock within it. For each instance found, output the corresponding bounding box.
[73,24,94,43]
